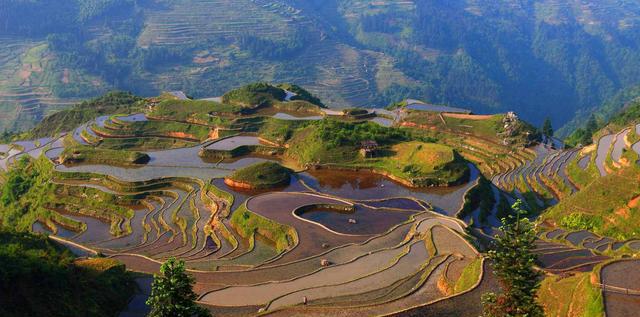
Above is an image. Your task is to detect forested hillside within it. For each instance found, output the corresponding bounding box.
[3,0,640,135]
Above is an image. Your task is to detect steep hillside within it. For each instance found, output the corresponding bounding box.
[3,0,640,133]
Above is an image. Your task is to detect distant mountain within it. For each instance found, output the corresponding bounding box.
[2,0,640,133]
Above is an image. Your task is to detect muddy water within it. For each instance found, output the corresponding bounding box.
[212,174,308,212]
[296,205,415,235]
[298,164,479,216]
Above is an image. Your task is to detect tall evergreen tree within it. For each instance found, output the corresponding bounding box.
[482,200,543,317]
[541,117,553,136]
[146,258,211,317]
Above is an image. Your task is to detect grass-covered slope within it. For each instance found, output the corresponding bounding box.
[222,82,287,107]
[543,162,640,240]
[225,162,292,189]
[285,119,468,186]
[28,92,142,138]
[0,230,134,317]
[538,273,604,317]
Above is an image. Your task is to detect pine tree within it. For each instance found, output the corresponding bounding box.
[482,200,543,317]
[146,258,211,317]
[541,117,553,137]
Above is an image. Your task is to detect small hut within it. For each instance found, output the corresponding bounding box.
[360,140,378,158]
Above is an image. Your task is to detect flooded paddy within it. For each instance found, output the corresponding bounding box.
[31,221,53,235]
[595,134,615,176]
[611,128,630,163]
[204,136,262,151]
[272,112,323,121]
[117,113,148,122]
[296,204,416,235]
[578,154,591,169]
[246,192,368,263]
[299,164,479,216]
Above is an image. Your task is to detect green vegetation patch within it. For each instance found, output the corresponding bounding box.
[0,230,135,317]
[355,141,469,186]
[222,82,286,107]
[538,273,604,317]
[149,98,241,122]
[276,83,325,107]
[229,204,296,253]
[453,258,483,294]
[226,162,292,189]
[286,119,409,164]
[28,92,142,138]
[543,164,640,240]
[60,146,150,165]
[93,120,211,141]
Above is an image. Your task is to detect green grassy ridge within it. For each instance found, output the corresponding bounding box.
[275,83,325,107]
[543,163,640,240]
[285,119,410,163]
[537,272,604,317]
[204,182,234,217]
[92,119,211,141]
[453,257,483,294]
[96,136,196,151]
[199,144,283,160]
[285,122,468,186]
[458,176,495,222]
[0,230,135,317]
[1,156,59,231]
[566,152,600,189]
[149,98,242,121]
[222,82,287,107]
[226,162,292,189]
[60,146,150,165]
[27,92,142,138]
[229,203,296,253]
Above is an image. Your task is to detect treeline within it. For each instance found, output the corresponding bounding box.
[0,230,134,317]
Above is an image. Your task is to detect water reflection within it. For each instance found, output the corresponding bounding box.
[298,164,479,216]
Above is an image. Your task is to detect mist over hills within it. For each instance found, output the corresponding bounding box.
[3,0,640,135]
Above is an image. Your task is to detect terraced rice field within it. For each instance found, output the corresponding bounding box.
[13,103,640,315]
[3,109,495,316]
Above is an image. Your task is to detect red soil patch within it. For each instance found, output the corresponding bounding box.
[166,131,197,140]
